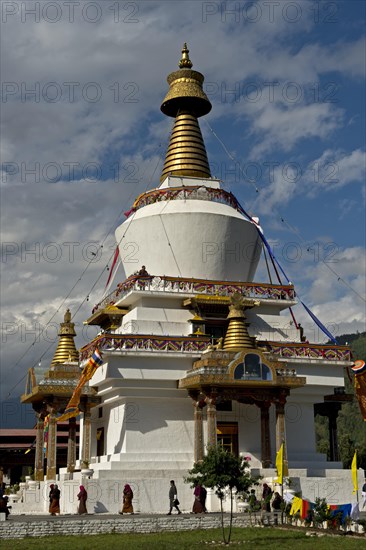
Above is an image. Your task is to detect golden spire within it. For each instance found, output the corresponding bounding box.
[179,43,193,69]
[50,309,79,366]
[223,295,258,351]
[160,43,212,182]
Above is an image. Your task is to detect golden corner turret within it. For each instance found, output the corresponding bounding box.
[160,43,212,182]
[223,294,259,351]
[50,308,79,367]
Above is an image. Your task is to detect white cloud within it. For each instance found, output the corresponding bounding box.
[305,148,366,192]
[252,148,365,215]
[249,102,344,158]
[278,245,366,343]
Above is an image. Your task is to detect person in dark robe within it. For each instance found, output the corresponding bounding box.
[48,483,54,514]
[77,485,88,515]
[192,483,204,513]
[49,484,60,515]
[137,266,150,289]
[262,483,272,512]
[272,491,283,524]
[119,483,134,514]
[0,495,11,519]
[138,266,149,276]
[272,492,283,510]
[248,489,259,512]
[200,485,207,512]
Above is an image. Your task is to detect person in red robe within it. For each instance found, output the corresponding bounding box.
[192,483,204,513]
[119,484,134,514]
[77,485,88,515]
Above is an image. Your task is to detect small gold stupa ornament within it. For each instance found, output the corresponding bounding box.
[160,43,212,182]
[223,294,259,351]
[50,309,79,366]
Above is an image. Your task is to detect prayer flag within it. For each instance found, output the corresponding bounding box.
[235,198,338,344]
[352,361,366,421]
[57,349,103,422]
[274,442,289,484]
[43,415,49,456]
[300,301,338,344]
[352,360,366,375]
[275,443,284,484]
[301,499,312,520]
[351,451,358,494]
[24,439,36,455]
[289,496,302,516]
[104,246,121,291]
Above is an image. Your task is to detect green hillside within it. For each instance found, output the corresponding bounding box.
[315,332,366,469]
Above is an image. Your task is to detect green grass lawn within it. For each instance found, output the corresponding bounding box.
[1,527,364,549]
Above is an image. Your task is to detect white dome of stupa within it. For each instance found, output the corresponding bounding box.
[115,44,262,282]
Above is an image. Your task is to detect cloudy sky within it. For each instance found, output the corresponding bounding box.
[1,0,365,426]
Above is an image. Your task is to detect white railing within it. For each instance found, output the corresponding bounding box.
[93,276,295,313]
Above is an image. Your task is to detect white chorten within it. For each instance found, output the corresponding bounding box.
[51,45,356,515]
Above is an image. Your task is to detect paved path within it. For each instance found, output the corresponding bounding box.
[5,512,220,521]
[5,509,366,522]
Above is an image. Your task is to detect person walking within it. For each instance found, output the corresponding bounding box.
[49,484,61,515]
[200,485,208,513]
[271,491,283,525]
[248,489,260,512]
[167,480,181,515]
[192,483,204,513]
[77,485,88,515]
[119,483,134,514]
[272,492,283,511]
[262,483,272,512]
[0,495,11,519]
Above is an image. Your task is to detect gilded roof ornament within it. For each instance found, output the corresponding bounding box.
[223,293,257,351]
[64,308,71,323]
[179,43,193,69]
[50,309,79,366]
[160,44,212,182]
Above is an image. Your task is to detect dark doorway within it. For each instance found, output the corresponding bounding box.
[96,427,104,456]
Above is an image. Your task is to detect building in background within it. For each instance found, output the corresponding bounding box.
[0,423,80,485]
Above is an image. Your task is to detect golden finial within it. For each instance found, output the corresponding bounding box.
[50,310,79,366]
[179,43,193,69]
[160,44,212,181]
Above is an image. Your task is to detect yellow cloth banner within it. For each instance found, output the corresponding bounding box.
[351,451,358,494]
[57,349,103,422]
[289,496,302,516]
[275,443,284,484]
[274,442,289,484]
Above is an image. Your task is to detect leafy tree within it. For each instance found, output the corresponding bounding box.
[315,415,330,458]
[313,497,332,527]
[315,332,366,469]
[185,446,259,545]
[337,333,366,469]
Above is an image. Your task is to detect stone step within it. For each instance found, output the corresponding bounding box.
[93,464,193,476]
